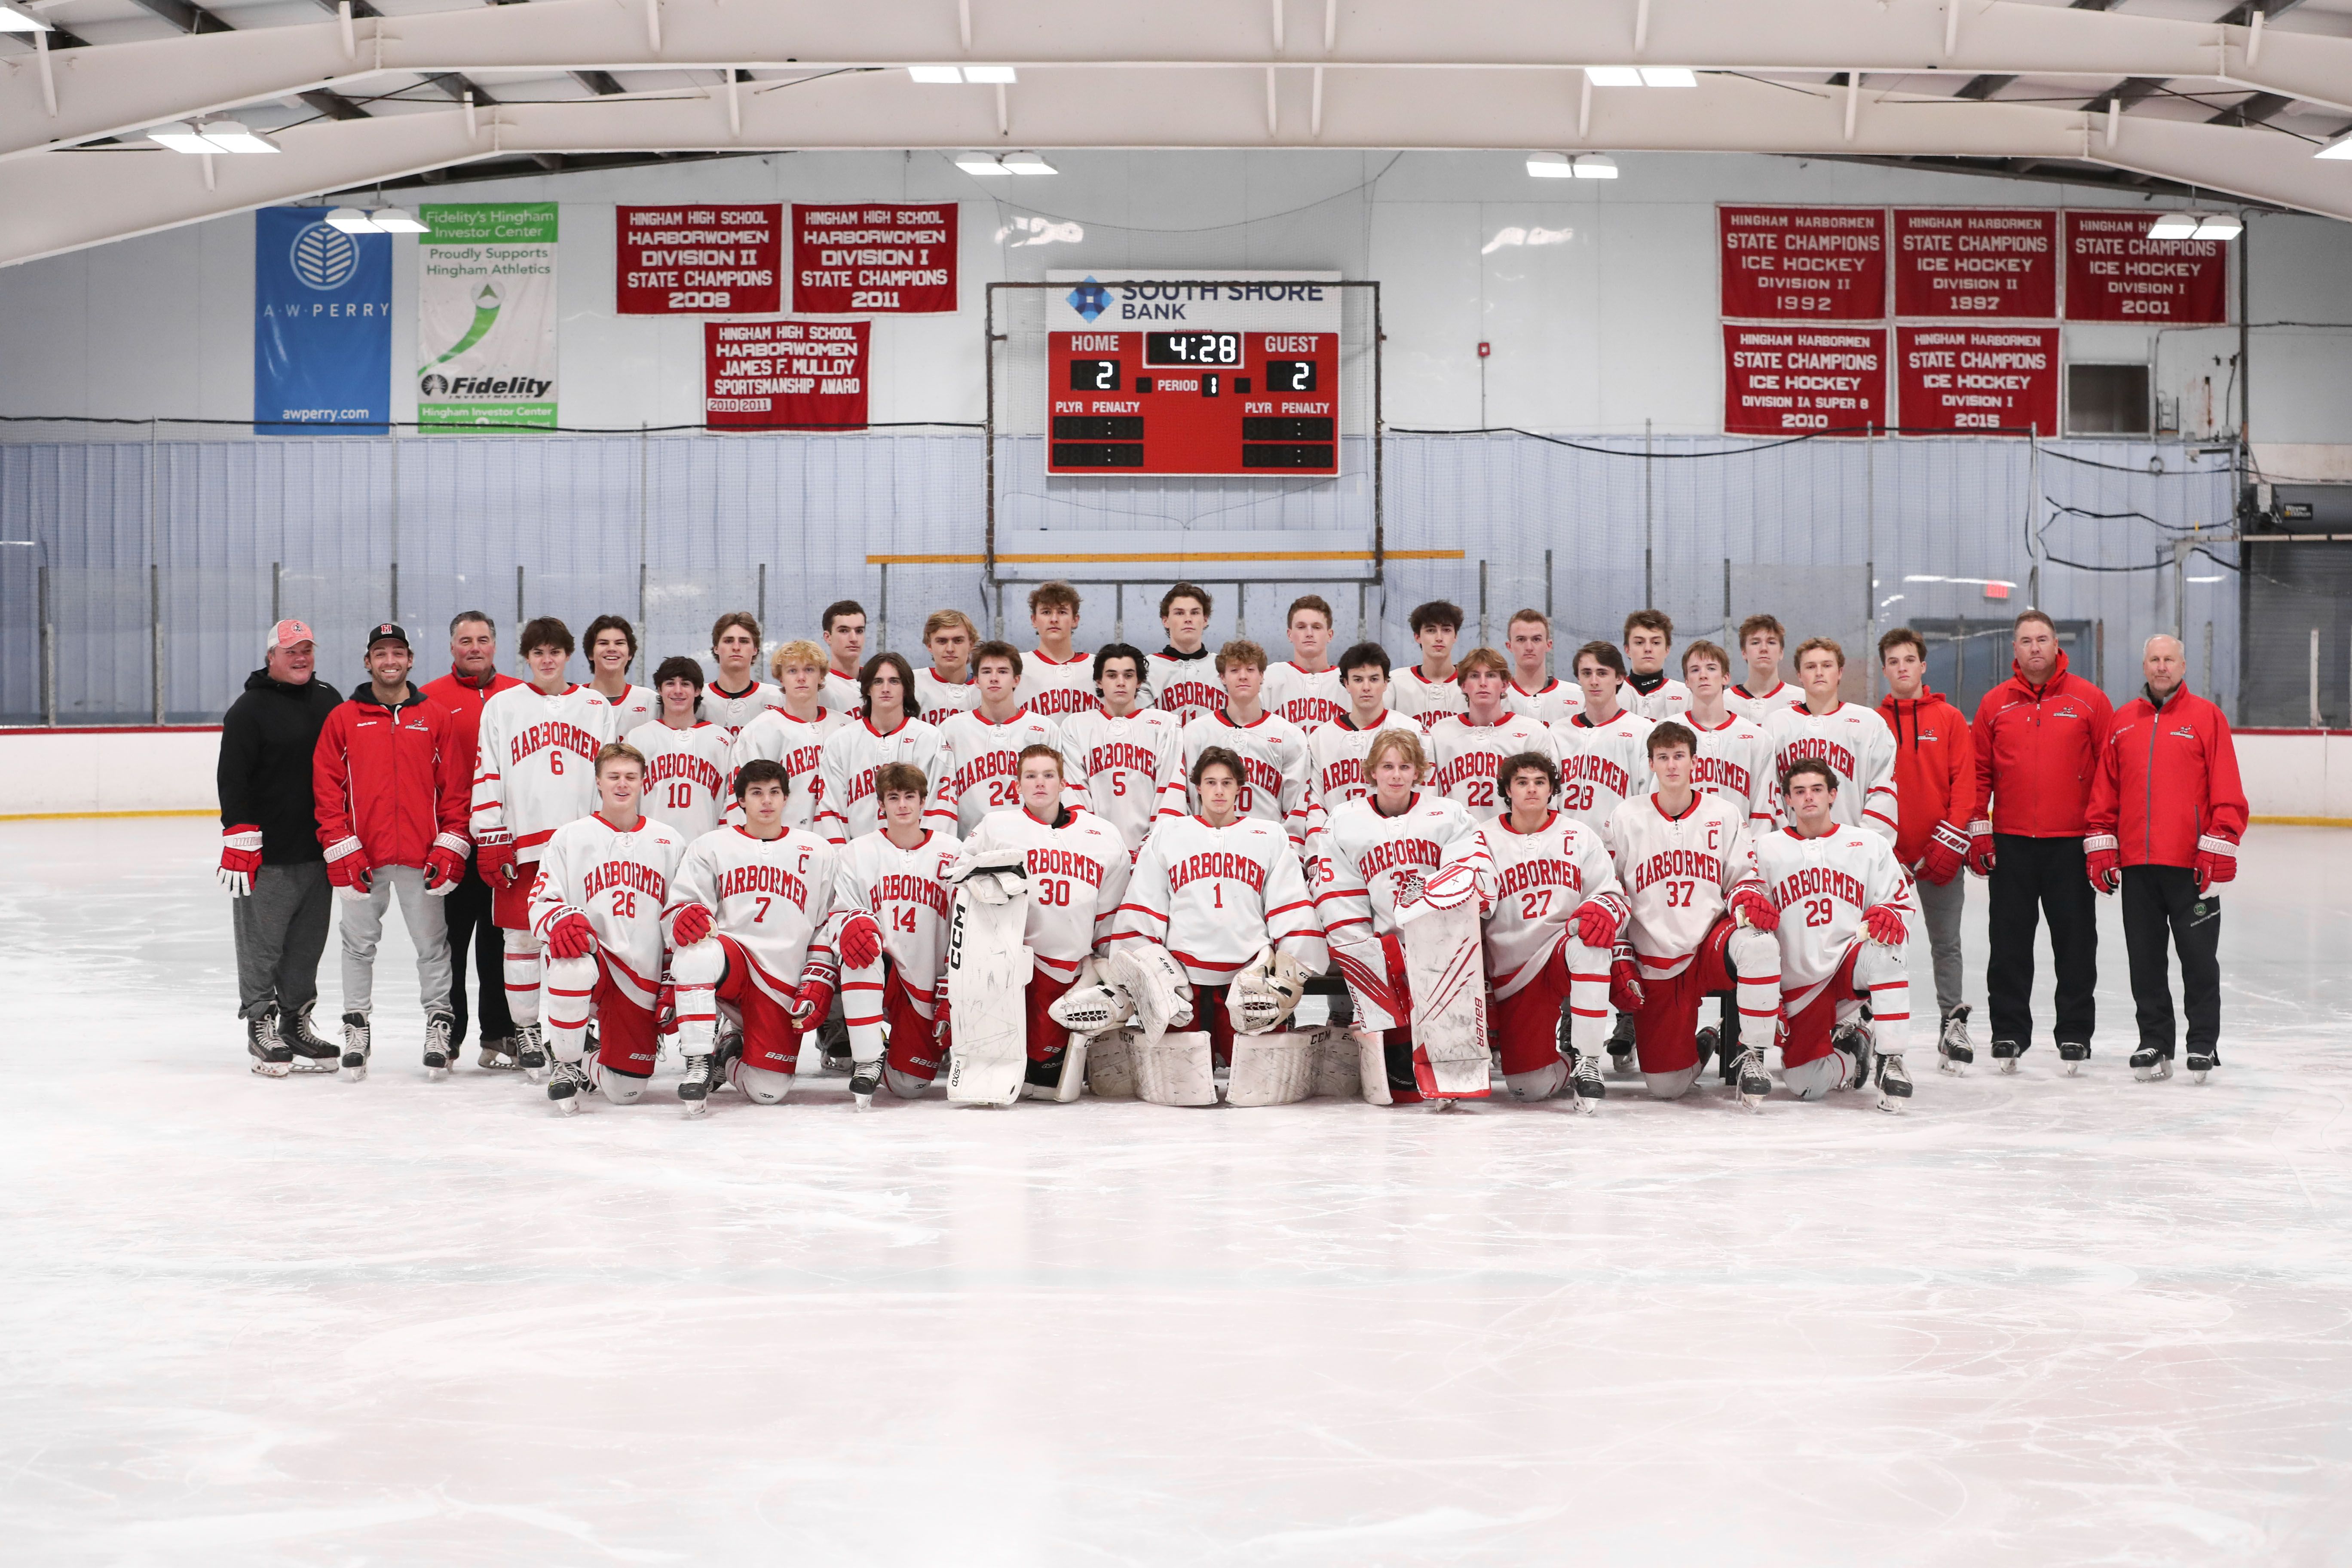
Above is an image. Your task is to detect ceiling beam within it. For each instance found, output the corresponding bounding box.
[123,0,374,122]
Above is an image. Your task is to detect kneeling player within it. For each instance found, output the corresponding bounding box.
[666,759,851,1109]
[1603,722,1782,1107]
[1752,758,1916,1111]
[835,763,957,1104]
[527,743,691,1113]
[1479,751,1628,1107]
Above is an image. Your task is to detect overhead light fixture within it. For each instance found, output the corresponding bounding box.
[1586,66,1694,86]
[370,206,427,233]
[0,3,52,32]
[911,64,1016,84]
[1525,151,1574,178]
[196,120,281,154]
[2316,132,2352,160]
[909,65,965,83]
[324,207,380,233]
[2147,211,2200,240]
[2193,214,2243,241]
[1573,153,1619,179]
[148,122,217,154]
[1639,67,1697,86]
[954,152,1011,175]
[999,151,1056,175]
[1586,67,1643,87]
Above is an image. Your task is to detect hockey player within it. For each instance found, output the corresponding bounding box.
[1262,594,1347,732]
[1147,582,1227,724]
[1752,758,1917,1112]
[819,600,867,717]
[1479,750,1627,1105]
[1164,640,1309,851]
[914,609,980,717]
[1603,721,1782,1106]
[928,643,1069,837]
[1877,626,1981,1072]
[1015,580,1101,720]
[627,656,731,842]
[834,763,958,1102]
[1303,641,1405,857]
[1766,637,1899,843]
[1060,643,1185,853]
[421,612,523,1069]
[1729,613,1795,724]
[727,640,847,833]
[527,742,692,1113]
[665,758,851,1111]
[815,652,947,844]
[1680,640,1779,831]
[1427,646,1556,822]
[470,616,618,1080]
[1551,641,1652,835]
[1505,609,1574,723]
[699,611,788,742]
[1622,609,1692,722]
[1389,600,1468,729]
[584,614,657,732]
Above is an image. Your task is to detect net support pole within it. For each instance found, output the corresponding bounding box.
[878,562,889,655]
[1478,559,1489,648]
[1642,418,1655,610]
[39,560,54,727]
[515,565,525,637]
[150,561,162,725]
[2311,627,2322,729]
[757,562,767,631]
[1114,583,1124,643]
[272,561,281,624]
[1545,548,1554,622]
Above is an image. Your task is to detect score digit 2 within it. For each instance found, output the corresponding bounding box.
[1047,331,1340,477]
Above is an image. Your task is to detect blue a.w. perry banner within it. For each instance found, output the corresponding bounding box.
[254,207,390,433]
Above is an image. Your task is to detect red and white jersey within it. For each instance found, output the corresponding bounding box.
[1479,811,1626,1001]
[528,811,689,1002]
[1729,680,1797,726]
[470,683,616,863]
[1112,813,1326,985]
[1510,676,1577,726]
[1315,791,1494,942]
[1626,674,1692,723]
[1766,701,1899,842]
[815,716,949,845]
[958,807,1131,982]
[913,666,978,720]
[1751,823,1914,1001]
[1685,710,1781,830]
[595,683,658,733]
[1145,650,1227,726]
[927,706,1069,838]
[699,680,790,745]
[1302,710,1404,845]
[625,720,732,843]
[834,827,958,1021]
[726,706,848,833]
[1604,792,1763,979]
[1428,712,1560,822]
[668,824,843,1008]
[822,668,864,720]
[1164,710,1309,850]
[1262,661,1345,732]
[1016,649,1101,722]
[1058,706,1186,853]
[1550,707,1652,835]
[1389,667,1467,730]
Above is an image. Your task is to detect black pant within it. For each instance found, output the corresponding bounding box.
[2120,865,2222,1057]
[1986,834,2098,1048]
[441,863,511,1046]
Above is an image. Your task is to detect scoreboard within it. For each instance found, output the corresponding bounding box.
[1044,273,1342,478]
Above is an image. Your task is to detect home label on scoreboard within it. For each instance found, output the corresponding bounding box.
[1044,270,1342,477]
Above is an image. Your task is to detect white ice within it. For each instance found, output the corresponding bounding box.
[4,817,2350,1566]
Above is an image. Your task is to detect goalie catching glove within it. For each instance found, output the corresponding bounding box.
[1048,956,1137,1037]
[1228,945,1307,1035]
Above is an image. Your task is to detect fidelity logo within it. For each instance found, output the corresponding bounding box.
[418,375,553,398]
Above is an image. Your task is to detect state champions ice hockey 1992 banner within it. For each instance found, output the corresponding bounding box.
[417,203,558,429]
[254,206,390,433]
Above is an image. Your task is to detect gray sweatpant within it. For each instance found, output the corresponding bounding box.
[337,864,453,1018]
[1914,868,1966,1020]
[233,860,331,1020]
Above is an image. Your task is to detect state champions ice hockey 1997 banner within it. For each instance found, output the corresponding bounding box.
[254,206,390,433]
[417,203,559,429]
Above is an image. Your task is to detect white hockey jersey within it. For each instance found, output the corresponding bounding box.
[596,683,659,734]
[1604,792,1764,979]
[625,719,732,843]
[470,683,617,863]
[1302,710,1405,845]
[1016,649,1102,722]
[1315,791,1494,943]
[1728,680,1797,726]
[957,806,1131,982]
[1164,710,1309,850]
[1112,813,1326,984]
[668,824,844,1006]
[1145,649,1227,726]
[726,706,848,832]
[815,716,949,845]
[699,680,790,745]
[1261,661,1346,732]
[1625,674,1693,723]
[1511,676,1577,726]
[822,668,864,720]
[1686,710,1781,830]
[913,666,978,720]
[1428,713,1560,822]
[1058,706,1186,853]
[834,827,959,1021]
[1765,701,1899,842]
[1479,810,1628,1001]
[927,707,1070,838]
[1550,707,1653,836]
[1750,823,1914,1003]
[527,811,689,1002]
[1389,667,1468,730]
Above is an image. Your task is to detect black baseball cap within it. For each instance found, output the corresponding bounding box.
[366,622,411,651]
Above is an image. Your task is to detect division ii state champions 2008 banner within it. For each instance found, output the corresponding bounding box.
[417,204,559,429]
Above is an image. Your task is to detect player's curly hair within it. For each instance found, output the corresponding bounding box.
[1499,749,1559,795]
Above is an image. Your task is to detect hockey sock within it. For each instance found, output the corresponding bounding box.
[504,944,543,1027]
[840,956,886,1066]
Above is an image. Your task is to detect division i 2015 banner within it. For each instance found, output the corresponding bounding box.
[417,203,558,429]
[254,207,390,433]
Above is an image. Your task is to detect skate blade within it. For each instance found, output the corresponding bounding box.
[1876,1096,1907,1115]
[288,1058,338,1075]
[852,1091,876,1112]
[521,1067,548,1085]
[1940,1060,1964,1076]
[425,1065,448,1081]
[250,1060,291,1078]
[1573,1096,1600,1116]
[2192,1069,2210,1084]
[1998,1060,2019,1075]
[2064,1063,2080,1077]
[681,1098,708,1118]
[341,1063,367,1083]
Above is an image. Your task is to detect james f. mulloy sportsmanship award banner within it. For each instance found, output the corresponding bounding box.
[417,203,559,429]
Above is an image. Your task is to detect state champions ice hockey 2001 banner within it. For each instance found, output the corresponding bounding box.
[417,203,559,429]
[254,206,390,433]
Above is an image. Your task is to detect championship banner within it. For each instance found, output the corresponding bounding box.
[792,203,956,313]
[1896,326,2059,435]
[704,318,870,430]
[2063,211,2228,322]
[417,203,559,430]
[1723,325,1886,435]
[616,203,781,315]
[1892,209,2057,319]
[1719,207,1887,321]
[253,207,390,433]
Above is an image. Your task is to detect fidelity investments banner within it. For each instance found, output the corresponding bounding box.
[254,207,390,432]
[417,203,558,429]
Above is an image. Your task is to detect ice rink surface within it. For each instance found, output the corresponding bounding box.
[3,817,2349,1566]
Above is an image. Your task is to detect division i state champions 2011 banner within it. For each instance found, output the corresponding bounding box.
[254,206,390,433]
[417,203,558,429]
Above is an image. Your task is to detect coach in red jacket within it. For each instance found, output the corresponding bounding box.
[421,611,524,1068]
[314,622,472,1081]
[1969,609,2113,1072]
[2085,634,2247,1084]
[1877,628,1981,1068]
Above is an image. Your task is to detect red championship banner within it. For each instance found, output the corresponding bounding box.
[1719,206,1887,320]
[2064,211,2228,323]
[704,319,869,431]
[792,203,957,313]
[1892,209,2057,319]
[1896,326,2059,435]
[1724,325,1886,435]
[615,204,782,315]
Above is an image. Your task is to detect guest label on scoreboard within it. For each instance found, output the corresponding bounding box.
[792,204,957,313]
[615,205,781,315]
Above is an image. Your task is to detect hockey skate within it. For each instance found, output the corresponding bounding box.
[677,1052,714,1116]
[1989,1038,2025,1074]
[1569,1048,1606,1114]
[2056,1040,2091,1076]
[2130,1044,2174,1082]
[340,1011,372,1082]
[246,1011,292,1077]
[1937,1005,1974,1074]
[848,1058,883,1111]
[421,1011,455,1081]
[1733,1044,1773,1112]
[2186,1047,2218,1084]
[712,1023,744,1094]
[281,1004,340,1074]
[1834,1021,1875,1093]
[1874,1053,1913,1114]
[1694,1025,1720,1082]
[1606,1014,1635,1077]
[546,1059,596,1114]
[477,1036,519,1071]
[514,1022,549,1084]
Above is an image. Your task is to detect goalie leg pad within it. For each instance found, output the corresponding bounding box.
[943,881,1034,1107]
[1309,1026,1362,1099]
[1103,942,1195,1048]
[1133,1030,1219,1107]
[1400,901,1492,1100]
[1225,1030,1317,1107]
[1085,1027,1138,1097]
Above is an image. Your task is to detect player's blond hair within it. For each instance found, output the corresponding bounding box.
[595,741,646,776]
[923,608,978,643]
[1457,646,1510,680]
[771,638,827,678]
[1364,728,1427,780]
[1793,635,1846,670]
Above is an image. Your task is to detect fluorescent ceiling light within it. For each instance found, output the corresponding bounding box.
[148,122,216,154]
[1000,151,1056,175]
[1586,66,1643,86]
[370,207,428,233]
[2187,575,2226,583]
[1573,153,1619,179]
[2147,211,2200,240]
[199,120,280,154]
[1639,67,1697,86]
[963,64,1017,84]
[2194,214,2243,241]
[1525,151,1574,178]
[909,65,965,83]
[0,3,52,32]
[2317,132,2352,160]
[324,207,379,233]
[954,152,1010,175]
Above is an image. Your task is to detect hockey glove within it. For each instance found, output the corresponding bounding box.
[217,825,263,897]
[1920,821,1969,886]
[1965,820,1996,877]
[546,910,598,961]
[1608,942,1647,1014]
[1730,886,1779,932]
[670,902,714,947]
[837,911,883,970]
[785,976,836,1029]
[2084,834,2121,895]
[324,837,372,901]
[422,833,468,895]
[1419,861,1481,912]
[1228,946,1307,1034]
[1862,902,1908,946]
[1571,897,1621,951]
[2194,834,2238,895]
[476,837,518,888]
